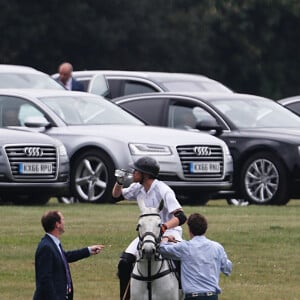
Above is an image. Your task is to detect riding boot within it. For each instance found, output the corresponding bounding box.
[118,252,136,300]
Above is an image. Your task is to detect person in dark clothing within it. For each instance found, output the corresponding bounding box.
[33,210,104,300]
[57,62,84,91]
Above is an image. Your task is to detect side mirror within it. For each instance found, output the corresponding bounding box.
[196,119,223,136]
[24,116,51,130]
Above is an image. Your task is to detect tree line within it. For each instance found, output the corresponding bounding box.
[1,0,300,99]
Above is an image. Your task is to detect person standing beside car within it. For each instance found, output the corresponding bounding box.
[160,213,232,300]
[112,156,187,300]
[57,62,84,91]
[33,210,104,300]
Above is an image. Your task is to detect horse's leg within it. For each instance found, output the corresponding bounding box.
[150,273,179,300]
[131,279,147,300]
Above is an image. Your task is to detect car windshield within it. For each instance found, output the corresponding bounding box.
[161,80,232,93]
[0,74,64,89]
[210,97,300,128]
[39,95,144,125]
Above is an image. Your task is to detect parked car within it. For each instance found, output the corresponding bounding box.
[278,96,300,116]
[52,70,233,99]
[112,92,300,205]
[0,89,233,205]
[0,128,69,204]
[0,64,64,89]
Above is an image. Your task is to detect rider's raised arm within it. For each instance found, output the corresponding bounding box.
[112,182,123,198]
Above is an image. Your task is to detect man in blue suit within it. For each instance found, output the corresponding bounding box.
[33,210,104,300]
[57,62,84,91]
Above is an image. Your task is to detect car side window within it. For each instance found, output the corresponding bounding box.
[0,96,44,127]
[285,102,300,116]
[120,98,165,125]
[169,106,197,129]
[123,81,157,96]
[106,79,122,99]
[168,104,216,129]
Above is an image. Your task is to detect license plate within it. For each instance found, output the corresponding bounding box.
[19,163,53,174]
[190,162,220,173]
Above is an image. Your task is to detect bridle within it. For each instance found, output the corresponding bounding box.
[132,213,176,300]
[136,213,162,258]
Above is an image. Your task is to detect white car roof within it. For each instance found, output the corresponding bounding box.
[71,70,213,81]
[0,64,45,74]
[0,88,93,98]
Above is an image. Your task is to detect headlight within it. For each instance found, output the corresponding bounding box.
[222,142,231,155]
[58,144,68,156]
[129,143,172,155]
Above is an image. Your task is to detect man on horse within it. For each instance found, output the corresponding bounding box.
[112,156,187,300]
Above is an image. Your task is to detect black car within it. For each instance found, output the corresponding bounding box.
[113,92,300,205]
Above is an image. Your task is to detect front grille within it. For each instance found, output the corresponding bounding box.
[5,145,58,181]
[177,145,224,180]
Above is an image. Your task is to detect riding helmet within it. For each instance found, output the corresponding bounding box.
[132,157,160,178]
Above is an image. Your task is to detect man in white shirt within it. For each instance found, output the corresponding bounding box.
[112,156,187,300]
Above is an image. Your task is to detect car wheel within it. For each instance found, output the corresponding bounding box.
[71,149,116,203]
[240,152,289,205]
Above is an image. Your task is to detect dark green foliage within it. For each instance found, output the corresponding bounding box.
[0,0,299,98]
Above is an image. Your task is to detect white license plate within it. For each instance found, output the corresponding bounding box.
[19,163,53,174]
[190,162,221,173]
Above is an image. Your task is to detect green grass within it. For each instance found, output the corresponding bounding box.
[0,199,299,300]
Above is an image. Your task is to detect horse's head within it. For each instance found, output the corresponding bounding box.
[136,199,164,260]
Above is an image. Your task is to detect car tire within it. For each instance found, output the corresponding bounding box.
[71,149,116,203]
[240,151,289,205]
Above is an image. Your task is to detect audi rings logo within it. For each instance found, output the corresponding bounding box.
[193,146,211,156]
[24,147,44,157]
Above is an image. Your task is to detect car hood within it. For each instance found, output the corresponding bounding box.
[239,127,300,142]
[62,124,226,146]
[0,128,61,145]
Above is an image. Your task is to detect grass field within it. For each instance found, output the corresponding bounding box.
[0,198,299,300]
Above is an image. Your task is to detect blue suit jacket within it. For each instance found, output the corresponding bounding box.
[71,78,84,91]
[56,77,84,91]
[33,234,90,300]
